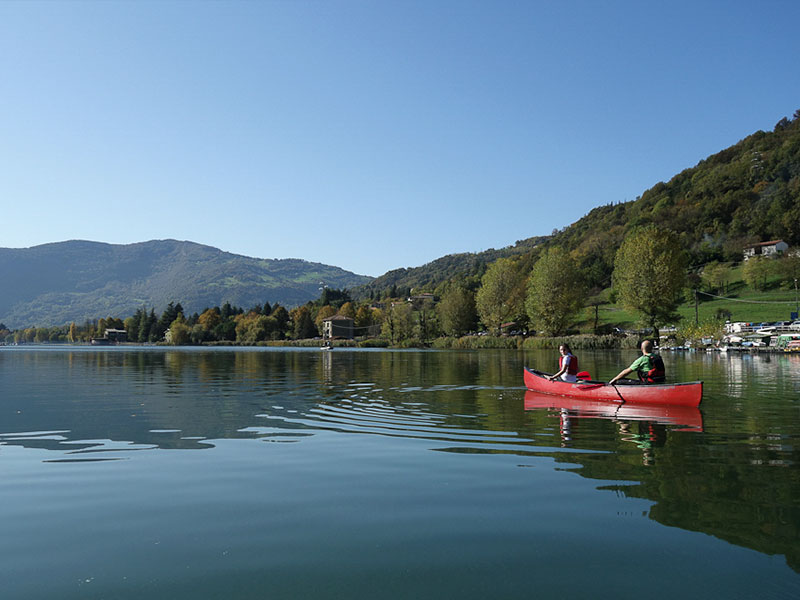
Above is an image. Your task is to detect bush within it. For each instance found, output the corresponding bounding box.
[358,339,390,348]
[432,335,522,349]
[522,334,639,350]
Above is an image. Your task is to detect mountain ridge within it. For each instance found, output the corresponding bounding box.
[0,239,372,328]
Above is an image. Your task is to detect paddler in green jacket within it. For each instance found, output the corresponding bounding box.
[608,340,666,385]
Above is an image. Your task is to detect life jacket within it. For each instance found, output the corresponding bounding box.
[560,353,579,375]
[638,353,665,383]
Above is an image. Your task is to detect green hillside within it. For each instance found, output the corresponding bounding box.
[0,240,371,328]
[357,110,800,302]
[354,236,549,298]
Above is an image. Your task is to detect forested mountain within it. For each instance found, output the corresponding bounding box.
[0,240,371,328]
[547,110,800,290]
[354,236,549,298]
[357,109,800,297]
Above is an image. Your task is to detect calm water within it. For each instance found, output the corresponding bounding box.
[1,346,799,599]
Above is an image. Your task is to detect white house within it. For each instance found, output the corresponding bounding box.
[743,240,788,260]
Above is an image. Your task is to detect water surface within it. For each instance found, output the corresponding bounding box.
[1,346,798,599]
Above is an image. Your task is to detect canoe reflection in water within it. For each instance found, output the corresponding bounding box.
[524,391,703,462]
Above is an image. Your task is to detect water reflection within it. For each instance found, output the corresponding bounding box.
[1,346,799,574]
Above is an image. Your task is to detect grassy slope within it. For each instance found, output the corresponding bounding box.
[576,264,799,332]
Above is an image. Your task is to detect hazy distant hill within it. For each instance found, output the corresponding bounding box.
[0,240,372,328]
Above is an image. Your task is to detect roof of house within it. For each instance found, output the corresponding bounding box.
[322,315,354,322]
[746,240,786,248]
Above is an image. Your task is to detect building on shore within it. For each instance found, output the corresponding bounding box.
[322,315,354,340]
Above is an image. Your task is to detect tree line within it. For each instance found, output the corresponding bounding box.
[3,225,799,346]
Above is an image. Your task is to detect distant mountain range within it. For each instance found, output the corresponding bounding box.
[0,240,372,328]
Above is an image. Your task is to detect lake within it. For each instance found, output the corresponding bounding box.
[1,346,799,599]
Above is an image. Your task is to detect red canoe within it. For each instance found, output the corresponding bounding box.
[524,391,703,432]
[524,367,703,407]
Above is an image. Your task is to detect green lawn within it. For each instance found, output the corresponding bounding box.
[576,268,799,332]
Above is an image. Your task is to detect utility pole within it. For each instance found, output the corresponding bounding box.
[695,289,699,325]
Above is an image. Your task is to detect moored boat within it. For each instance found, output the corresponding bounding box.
[523,367,702,407]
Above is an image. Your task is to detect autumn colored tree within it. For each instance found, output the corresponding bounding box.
[315,305,337,331]
[198,308,222,331]
[338,302,356,319]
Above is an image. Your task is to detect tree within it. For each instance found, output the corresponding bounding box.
[135,308,150,342]
[525,247,584,336]
[166,315,191,345]
[154,302,181,341]
[701,261,730,294]
[777,253,800,286]
[742,256,772,291]
[235,314,278,343]
[437,285,477,337]
[354,305,374,330]
[145,309,158,342]
[319,288,351,309]
[124,316,138,341]
[475,257,526,333]
[415,298,439,341]
[291,306,317,339]
[270,305,289,339]
[613,225,687,339]
[338,302,356,319]
[198,308,221,331]
[381,302,413,344]
[315,305,337,330]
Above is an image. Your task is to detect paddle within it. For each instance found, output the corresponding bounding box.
[608,382,625,404]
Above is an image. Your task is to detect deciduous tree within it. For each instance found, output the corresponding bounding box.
[291,306,317,339]
[525,247,584,336]
[475,257,526,333]
[613,225,687,339]
[437,285,477,337]
[742,256,772,291]
[701,261,730,294]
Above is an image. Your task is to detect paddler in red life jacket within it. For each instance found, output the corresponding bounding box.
[608,339,666,385]
[548,343,579,382]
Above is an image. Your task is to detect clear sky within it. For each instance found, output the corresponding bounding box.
[2,1,798,276]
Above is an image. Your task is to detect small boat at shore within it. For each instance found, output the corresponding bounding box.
[524,367,703,407]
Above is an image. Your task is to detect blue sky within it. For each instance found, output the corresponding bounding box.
[2,1,799,277]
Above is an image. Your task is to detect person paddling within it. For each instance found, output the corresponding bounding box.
[549,343,579,382]
[608,340,666,385]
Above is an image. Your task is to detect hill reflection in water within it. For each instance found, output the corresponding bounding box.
[1,346,799,595]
